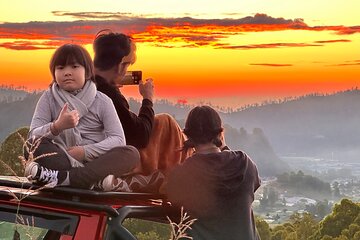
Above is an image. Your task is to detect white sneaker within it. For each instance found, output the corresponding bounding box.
[25,161,59,187]
[99,175,131,192]
[24,161,39,181]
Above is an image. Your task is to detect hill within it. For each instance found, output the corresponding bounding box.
[0,89,288,177]
[224,125,289,176]
[0,92,40,141]
[2,87,360,172]
[221,89,360,159]
[0,85,29,103]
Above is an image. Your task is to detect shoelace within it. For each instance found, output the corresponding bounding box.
[111,179,131,192]
[38,167,58,184]
[101,176,131,192]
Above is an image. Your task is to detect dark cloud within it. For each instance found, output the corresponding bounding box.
[215,42,321,50]
[326,63,360,67]
[0,13,358,51]
[52,11,151,19]
[314,39,351,44]
[0,40,65,50]
[326,59,360,66]
[249,63,293,67]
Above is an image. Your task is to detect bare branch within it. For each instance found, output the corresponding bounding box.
[0,158,20,179]
[32,152,57,162]
[167,207,197,240]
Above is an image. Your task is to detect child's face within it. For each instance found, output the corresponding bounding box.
[54,63,86,92]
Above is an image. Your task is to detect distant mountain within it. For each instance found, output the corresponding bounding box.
[221,89,360,159]
[0,89,289,177]
[0,86,29,103]
[2,87,360,162]
[129,98,191,120]
[0,92,41,141]
[224,125,290,176]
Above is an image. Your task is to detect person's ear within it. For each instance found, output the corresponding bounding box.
[219,132,227,148]
[115,62,123,74]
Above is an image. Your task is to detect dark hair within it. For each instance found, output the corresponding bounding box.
[49,44,95,82]
[183,106,224,152]
[93,31,133,71]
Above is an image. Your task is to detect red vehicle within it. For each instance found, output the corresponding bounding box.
[0,177,177,240]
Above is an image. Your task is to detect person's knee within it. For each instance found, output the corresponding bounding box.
[126,145,141,162]
[112,145,141,166]
[23,137,52,160]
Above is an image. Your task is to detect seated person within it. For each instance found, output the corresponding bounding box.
[24,44,139,189]
[166,106,261,240]
[92,30,190,191]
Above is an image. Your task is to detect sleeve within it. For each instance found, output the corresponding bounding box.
[82,96,126,161]
[246,154,261,192]
[29,92,58,139]
[98,82,154,149]
[254,166,261,192]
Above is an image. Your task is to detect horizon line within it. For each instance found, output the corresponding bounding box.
[0,84,359,112]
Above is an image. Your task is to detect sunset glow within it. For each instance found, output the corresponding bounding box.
[0,0,359,108]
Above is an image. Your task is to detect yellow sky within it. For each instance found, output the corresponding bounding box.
[1,0,359,25]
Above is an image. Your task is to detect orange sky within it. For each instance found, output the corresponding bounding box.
[0,1,359,108]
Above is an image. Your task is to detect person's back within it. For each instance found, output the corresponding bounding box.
[166,106,261,240]
[168,150,260,240]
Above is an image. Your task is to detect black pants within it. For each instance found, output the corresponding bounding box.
[25,138,140,189]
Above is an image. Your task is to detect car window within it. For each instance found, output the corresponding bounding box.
[123,218,171,240]
[0,221,47,240]
[0,204,79,240]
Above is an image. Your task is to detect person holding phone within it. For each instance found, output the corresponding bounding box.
[93,32,154,149]
[92,30,188,192]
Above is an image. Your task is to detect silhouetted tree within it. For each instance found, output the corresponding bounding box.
[0,127,29,176]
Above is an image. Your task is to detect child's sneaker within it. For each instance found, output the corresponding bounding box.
[126,171,165,193]
[95,175,131,192]
[24,161,59,187]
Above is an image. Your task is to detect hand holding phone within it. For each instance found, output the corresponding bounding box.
[117,71,142,85]
[139,78,154,102]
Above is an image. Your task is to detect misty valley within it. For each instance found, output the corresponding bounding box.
[1,86,359,234]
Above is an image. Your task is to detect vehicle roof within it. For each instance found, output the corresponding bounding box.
[0,176,167,217]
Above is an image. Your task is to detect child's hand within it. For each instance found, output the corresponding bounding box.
[55,103,80,131]
[67,146,85,161]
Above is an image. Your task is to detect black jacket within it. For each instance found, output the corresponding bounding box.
[95,75,154,149]
[167,150,261,240]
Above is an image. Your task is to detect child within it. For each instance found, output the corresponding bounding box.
[166,106,261,240]
[25,44,140,189]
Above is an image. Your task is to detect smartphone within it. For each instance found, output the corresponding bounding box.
[117,71,142,85]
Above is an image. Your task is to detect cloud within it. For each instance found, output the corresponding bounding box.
[345,60,360,63]
[52,11,152,20]
[326,59,360,66]
[0,13,359,50]
[215,42,321,50]
[0,40,65,50]
[249,63,293,67]
[314,39,351,44]
[326,63,360,67]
